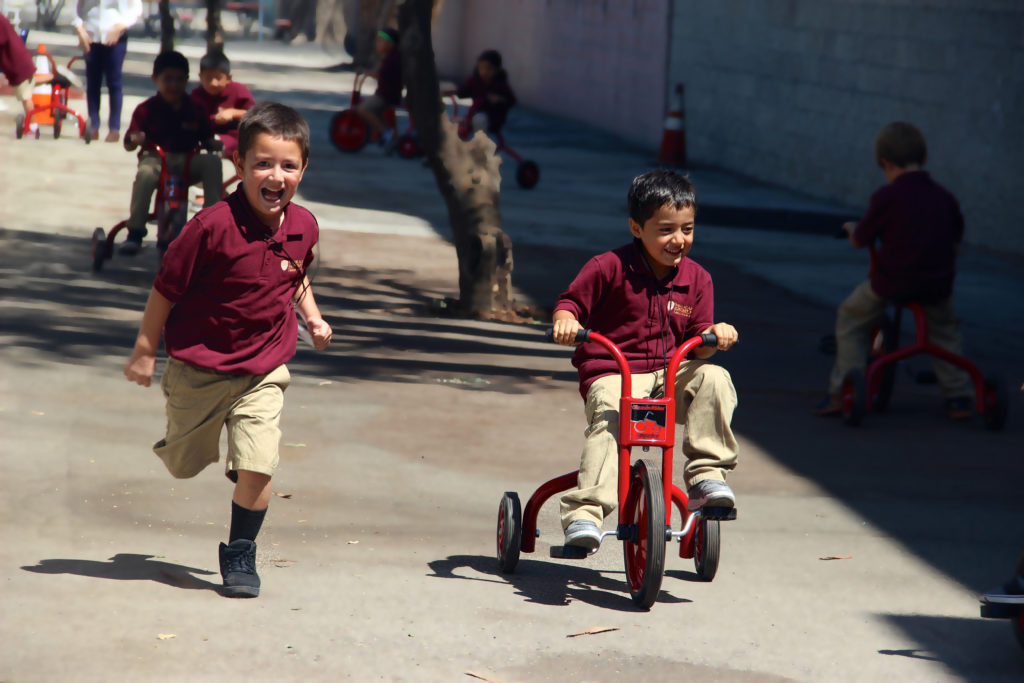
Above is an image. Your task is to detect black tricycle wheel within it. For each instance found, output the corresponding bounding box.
[90,227,107,272]
[622,458,666,609]
[694,516,721,581]
[868,316,898,412]
[496,491,522,573]
[15,115,25,139]
[982,374,1009,431]
[515,160,540,189]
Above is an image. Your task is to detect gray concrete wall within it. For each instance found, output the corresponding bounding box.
[667,0,1024,252]
[433,0,670,149]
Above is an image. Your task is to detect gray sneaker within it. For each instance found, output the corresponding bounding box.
[687,479,736,512]
[982,574,1024,604]
[564,520,601,550]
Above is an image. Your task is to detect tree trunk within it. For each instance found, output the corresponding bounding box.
[159,0,175,51]
[205,0,224,51]
[397,0,514,318]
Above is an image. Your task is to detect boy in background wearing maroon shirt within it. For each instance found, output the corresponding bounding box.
[551,170,740,550]
[190,49,255,159]
[815,121,973,419]
[124,102,333,597]
[122,50,222,256]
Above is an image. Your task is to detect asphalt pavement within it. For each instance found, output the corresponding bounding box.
[1,30,1023,683]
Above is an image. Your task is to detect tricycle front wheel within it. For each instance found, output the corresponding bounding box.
[694,517,720,581]
[496,491,522,573]
[623,458,666,609]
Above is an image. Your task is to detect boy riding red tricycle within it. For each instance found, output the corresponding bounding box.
[497,328,736,610]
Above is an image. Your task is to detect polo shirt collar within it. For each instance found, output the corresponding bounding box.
[229,187,290,240]
[627,239,682,284]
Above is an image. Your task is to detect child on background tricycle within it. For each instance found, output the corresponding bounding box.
[455,49,516,137]
[814,121,973,418]
[354,27,402,149]
[551,170,740,550]
[190,49,255,159]
[121,50,222,255]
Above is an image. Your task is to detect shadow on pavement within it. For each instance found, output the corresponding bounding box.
[427,553,691,612]
[879,614,1024,681]
[21,553,220,591]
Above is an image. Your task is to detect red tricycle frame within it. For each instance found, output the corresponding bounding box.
[16,54,88,142]
[496,329,735,609]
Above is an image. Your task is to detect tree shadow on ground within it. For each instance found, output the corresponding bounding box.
[426,553,691,612]
[21,553,220,592]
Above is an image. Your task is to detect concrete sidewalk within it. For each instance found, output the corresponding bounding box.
[2,31,1023,683]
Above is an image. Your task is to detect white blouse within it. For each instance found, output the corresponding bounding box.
[73,0,143,42]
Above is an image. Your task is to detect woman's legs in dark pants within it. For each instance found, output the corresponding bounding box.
[84,37,128,133]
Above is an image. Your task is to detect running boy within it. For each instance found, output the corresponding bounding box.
[190,49,255,158]
[815,121,973,418]
[123,102,333,597]
[551,170,740,549]
[122,50,222,255]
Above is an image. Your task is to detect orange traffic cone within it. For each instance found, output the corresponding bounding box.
[658,83,686,167]
[31,44,54,125]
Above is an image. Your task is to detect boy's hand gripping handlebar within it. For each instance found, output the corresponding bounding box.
[545,328,717,348]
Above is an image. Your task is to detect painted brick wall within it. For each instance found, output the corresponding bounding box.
[433,0,670,148]
[666,0,1024,252]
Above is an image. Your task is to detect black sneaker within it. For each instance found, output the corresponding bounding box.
[218,539,260,598]
[119,230,145,256]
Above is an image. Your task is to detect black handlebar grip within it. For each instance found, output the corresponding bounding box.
[544,328,591,343]
[700,332,718,347]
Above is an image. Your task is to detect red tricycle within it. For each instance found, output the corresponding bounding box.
[15,52,89,142]
[328,72,422,159]
[496,329,736,610]
[90,143,232,271]
[836,251,1008,430]
[455,105,539,190]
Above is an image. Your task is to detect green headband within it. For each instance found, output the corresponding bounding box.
[377,30,394,43]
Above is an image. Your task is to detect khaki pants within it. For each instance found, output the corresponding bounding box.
[560,361,739,528]
[154,358,290,480]
[127,151,222,234]
[827,280,972,398]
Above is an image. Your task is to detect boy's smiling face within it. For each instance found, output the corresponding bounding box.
[153,67,188,107]
[199,68,231,96]
[629,203,695,279]
[233,132,307,228]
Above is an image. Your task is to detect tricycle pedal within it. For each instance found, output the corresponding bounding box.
[980,601,1020,619]
[549,545,591,559]
[701,507,737,521]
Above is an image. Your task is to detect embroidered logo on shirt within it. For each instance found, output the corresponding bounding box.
[280,260,299,272]
[668,299,692,317]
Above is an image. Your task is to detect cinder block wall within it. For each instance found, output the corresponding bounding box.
[433,0,670,149]
[668,0,1024,252]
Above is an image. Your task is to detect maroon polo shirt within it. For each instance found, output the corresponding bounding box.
[154,189,319,375]
[126,94,212,154]
[555,241,715,398]
[0,15,35,88]
[853,170,963,302]
[190,81,255,136]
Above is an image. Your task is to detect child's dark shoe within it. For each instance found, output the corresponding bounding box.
[943,396,973,420]
[218,539,260,598]
[119,230,145,256]
[813,394,842,416]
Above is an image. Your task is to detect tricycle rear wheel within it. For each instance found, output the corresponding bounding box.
[90,227,107,272]
[982,374,1008,431]
[623,458,666,609]
[840,369,866,426]
[496,491,522,573]
[694,517,720,581]
[328,109,368,152]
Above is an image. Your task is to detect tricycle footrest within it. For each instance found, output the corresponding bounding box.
[700,507,737,521]
[549,545,591,559]
[980,601,1020,619]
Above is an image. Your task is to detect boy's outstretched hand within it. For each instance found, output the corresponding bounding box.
[305,317,333,350]
[695,322,738,358]
[124,351,156,387]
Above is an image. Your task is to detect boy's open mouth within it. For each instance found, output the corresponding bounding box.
[261,188,284,202]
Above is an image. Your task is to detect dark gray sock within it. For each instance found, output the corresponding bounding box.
[229,501,267,543]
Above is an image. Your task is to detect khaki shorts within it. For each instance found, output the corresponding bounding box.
[14,78,34,103]
[154,358,290,479]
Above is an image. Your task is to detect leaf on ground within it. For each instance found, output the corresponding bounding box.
[157,633,176,640]
[566,626,619,638]
[273,492,293,499]
[465,671,503,683]
[318,381,332,386]
[347,540,359,544]
[819,554,853,561]
[283,443,306,448]
[31,411,45,416]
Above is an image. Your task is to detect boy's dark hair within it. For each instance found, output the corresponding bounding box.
[199,49,231,74]
[153,50,189,77]
[237,101,310,165]
[628,170,697,226]
[478,49,502,68]
[875,121,927,168]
